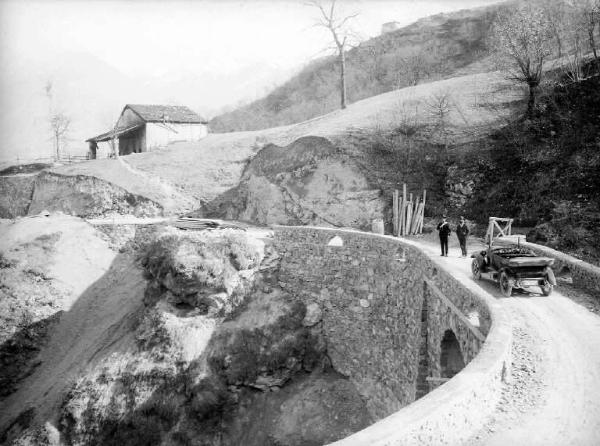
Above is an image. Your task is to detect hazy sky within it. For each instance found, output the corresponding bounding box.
[1,0,502,80]
[0,0,504,160]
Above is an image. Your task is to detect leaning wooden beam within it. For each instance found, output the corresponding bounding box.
[412,199,419,234]
[419,189,427,234]
[424,278,486,343]
[425,377,451,383]
[393,189,399,236]
[402,184,407,236]
[398,197,403,236]
[411,201,422,234]
[493,219,507,237]
[406,201,413,235]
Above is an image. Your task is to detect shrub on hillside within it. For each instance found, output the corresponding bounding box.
[141,228,264,297]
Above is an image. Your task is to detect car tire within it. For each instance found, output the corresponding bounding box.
[499,271,512,297]
[541,281,553,296]
[471,259,482,280]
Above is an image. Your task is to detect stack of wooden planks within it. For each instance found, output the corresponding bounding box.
[171,217,248,231]
[392,184,426,236]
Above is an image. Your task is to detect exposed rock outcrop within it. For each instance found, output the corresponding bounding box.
[204,136,386,230]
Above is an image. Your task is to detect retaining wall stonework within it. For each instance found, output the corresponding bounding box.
[496,238,600,298]
[273,226,512,445]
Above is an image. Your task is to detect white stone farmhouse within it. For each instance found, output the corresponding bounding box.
[86,104,208,158]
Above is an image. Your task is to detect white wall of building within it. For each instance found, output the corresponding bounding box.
[145,122,208,151]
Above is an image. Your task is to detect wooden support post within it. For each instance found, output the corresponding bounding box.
[412,199,419,234]
[398,197,403,236]
[402,184,407,236]
[411,201,422,234]
[419,189,427,233]
[406,193,412,234]
[393,190,399,236]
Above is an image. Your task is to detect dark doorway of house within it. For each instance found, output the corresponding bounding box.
[440,329,465,379]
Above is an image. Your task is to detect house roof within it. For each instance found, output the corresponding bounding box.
[86,123,144,143]
[125,104,207,124]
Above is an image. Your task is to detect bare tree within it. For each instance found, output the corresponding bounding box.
[582,0,600,68]
[363,41,386,85]
[490,5,553,116]
[307,0,358,109]
[45,80,71,160]
[396,50,432,87]
[50,113,71,160]
[542,0,568,57]
[425,92,452,135]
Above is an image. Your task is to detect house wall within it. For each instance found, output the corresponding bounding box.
[145,122,207,151]
[116,108,144,128]
[119,127,146,156]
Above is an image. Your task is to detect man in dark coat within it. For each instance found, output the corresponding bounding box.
[456,216,470,258]
[437,216,451,256]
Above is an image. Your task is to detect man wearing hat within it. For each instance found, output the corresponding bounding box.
[437,216,451,256]
[456,216,470,258]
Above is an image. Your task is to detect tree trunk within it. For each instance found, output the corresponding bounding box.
[55,135,60,161]
[590,26,600,72]
[339,49,347,110]
[527,84,536,117]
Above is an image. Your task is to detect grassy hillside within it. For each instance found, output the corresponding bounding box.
[210,4,502,132]
[461,70,600,263]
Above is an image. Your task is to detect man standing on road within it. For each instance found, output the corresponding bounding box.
[437,216,451,256]
[456,216,470,258]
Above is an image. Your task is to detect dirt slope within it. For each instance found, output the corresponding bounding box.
[24,70,522,220]
[0,215,145,441]
[413,237,600,445]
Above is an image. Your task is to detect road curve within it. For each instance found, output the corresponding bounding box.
[415,240,600,446]
[414,243,600,446]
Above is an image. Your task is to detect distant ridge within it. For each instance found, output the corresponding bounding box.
[210,3,505,133]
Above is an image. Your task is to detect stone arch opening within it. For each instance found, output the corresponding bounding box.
[556,265,573,284]
[327,235,344,247]
[440,329,465,379]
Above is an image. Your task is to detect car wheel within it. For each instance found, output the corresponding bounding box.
[499,271,512,297]
[541,281,553,296]
[471,259,482,280]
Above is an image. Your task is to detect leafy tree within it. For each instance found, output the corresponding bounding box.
[490,4,553,116]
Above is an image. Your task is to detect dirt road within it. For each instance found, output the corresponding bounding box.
[415,239,600,446]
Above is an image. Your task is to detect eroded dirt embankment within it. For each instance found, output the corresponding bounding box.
[0,171,164,219]
[203,136,386,230]
[29,171,163,217]
[1,217,371,446]
[0,175,37,218]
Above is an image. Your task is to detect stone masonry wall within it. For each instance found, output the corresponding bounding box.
[273,226,491,422]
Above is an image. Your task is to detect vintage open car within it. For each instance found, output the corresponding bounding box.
[471,244,556,297]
